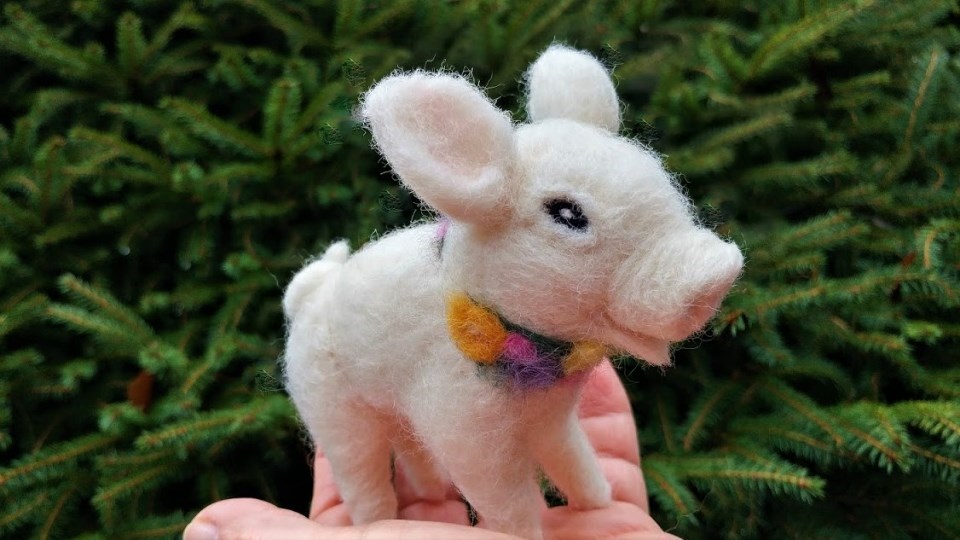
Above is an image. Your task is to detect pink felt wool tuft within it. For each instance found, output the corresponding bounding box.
[434,217,450,240]
[502,333,540,364]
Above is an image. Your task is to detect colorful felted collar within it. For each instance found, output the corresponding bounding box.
[446,293,607,390]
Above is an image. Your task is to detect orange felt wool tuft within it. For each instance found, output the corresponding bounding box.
[446,294,508,364]
[563,341,607,375]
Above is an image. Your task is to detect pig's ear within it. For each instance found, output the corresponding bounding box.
[525,45,620,133]
[360,72,514,224]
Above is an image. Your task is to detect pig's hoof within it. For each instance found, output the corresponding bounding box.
[568,478,612,510]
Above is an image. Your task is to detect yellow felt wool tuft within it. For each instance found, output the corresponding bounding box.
[563,341,607,375]
[446,294,508,364]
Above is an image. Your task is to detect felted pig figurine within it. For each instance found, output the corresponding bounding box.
[282,45,743,539]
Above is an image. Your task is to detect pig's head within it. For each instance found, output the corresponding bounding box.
[361,45,743,366]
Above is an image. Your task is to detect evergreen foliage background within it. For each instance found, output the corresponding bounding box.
[1,1,958,538]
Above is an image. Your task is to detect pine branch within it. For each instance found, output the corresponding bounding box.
[833,402,913,473]
[0,388,11,450]
[739,151,858,194]
[737,269,951,318]
[653,388,679,453]
[134,395,291,450]
[643,456,701,526]
[287,80,348,144]
[680,380,742,451]
[142,3,206,63]
[179,332,254,396]
[225,0,327,49]
[161,98,272,157]
[111,512,191,540]
[699,32,748,86]
[746,0,876,80]
[0,348,42,374]
[98,102,197,156]
[37,485,77,540]
[116,12,147,78]
[29,359,96,399]
[69,127,170,178]
[0,433,117,491]
[742,82,818,111]
[354,0,418,40]
[730,418,849,467]
[208,45,265,91]
[0,292,45,339]
[0,190,42,234]
[893,401,960,445]
[900,45,948,152]
[669,111,793,174]
[97,449,178,473]
[681,454,826,502]
[909,443,960,482]
[0,488,49,534]
[262,77,302,150]
[757,378,844,445]
[45,304,144,354]
[137,341,189,377]
[0,4,120,89]
[917,219,960,270]
[92,464,180,515]
[770,356,856,399]
[57,274,155,342]
[142,41,209,84]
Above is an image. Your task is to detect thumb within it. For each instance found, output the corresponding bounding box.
[184,498,522,540]
[185,498,333,540]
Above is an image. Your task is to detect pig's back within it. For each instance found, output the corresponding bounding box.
[321,222,454,404]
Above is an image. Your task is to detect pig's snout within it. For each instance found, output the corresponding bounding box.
[608,230,743,342]
[676,263,741,336]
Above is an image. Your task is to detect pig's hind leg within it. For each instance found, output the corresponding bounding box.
[391,420,451,503]
[306,399,398,524]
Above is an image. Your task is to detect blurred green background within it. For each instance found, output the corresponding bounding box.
[1,1,958,538]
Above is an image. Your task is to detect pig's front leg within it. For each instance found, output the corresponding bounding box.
[529,411,612,510]
[408,392,545,538]
[446,445,543,539]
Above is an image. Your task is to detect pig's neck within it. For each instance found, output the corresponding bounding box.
[445,293,606,391]
[435,218,606,389]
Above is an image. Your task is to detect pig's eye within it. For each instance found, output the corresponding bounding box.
[544,198,589,231]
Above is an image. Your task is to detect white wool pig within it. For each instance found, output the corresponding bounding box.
[283,45,743,539]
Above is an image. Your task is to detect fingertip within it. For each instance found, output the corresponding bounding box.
[542,502,673,540]
[187,498,344,540]
[193,498,281,523]
[311,451,348,521]
[581,411,641,466]
[185,499,283,540]
[364,519,524,539]
[599,457,648,509]
[183,521,217,540]
[397,500,471,524]
[579,359,633,419]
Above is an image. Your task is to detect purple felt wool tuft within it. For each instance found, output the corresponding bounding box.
[501,355,562,390]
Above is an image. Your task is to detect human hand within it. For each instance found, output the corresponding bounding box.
[183,360,679,539]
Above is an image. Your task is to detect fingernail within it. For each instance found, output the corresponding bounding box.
[183,521,218,540]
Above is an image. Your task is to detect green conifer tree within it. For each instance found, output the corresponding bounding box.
[1,1,957,538]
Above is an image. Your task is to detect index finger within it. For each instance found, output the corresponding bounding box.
[309,450,353,525]
[578,359,649,510]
